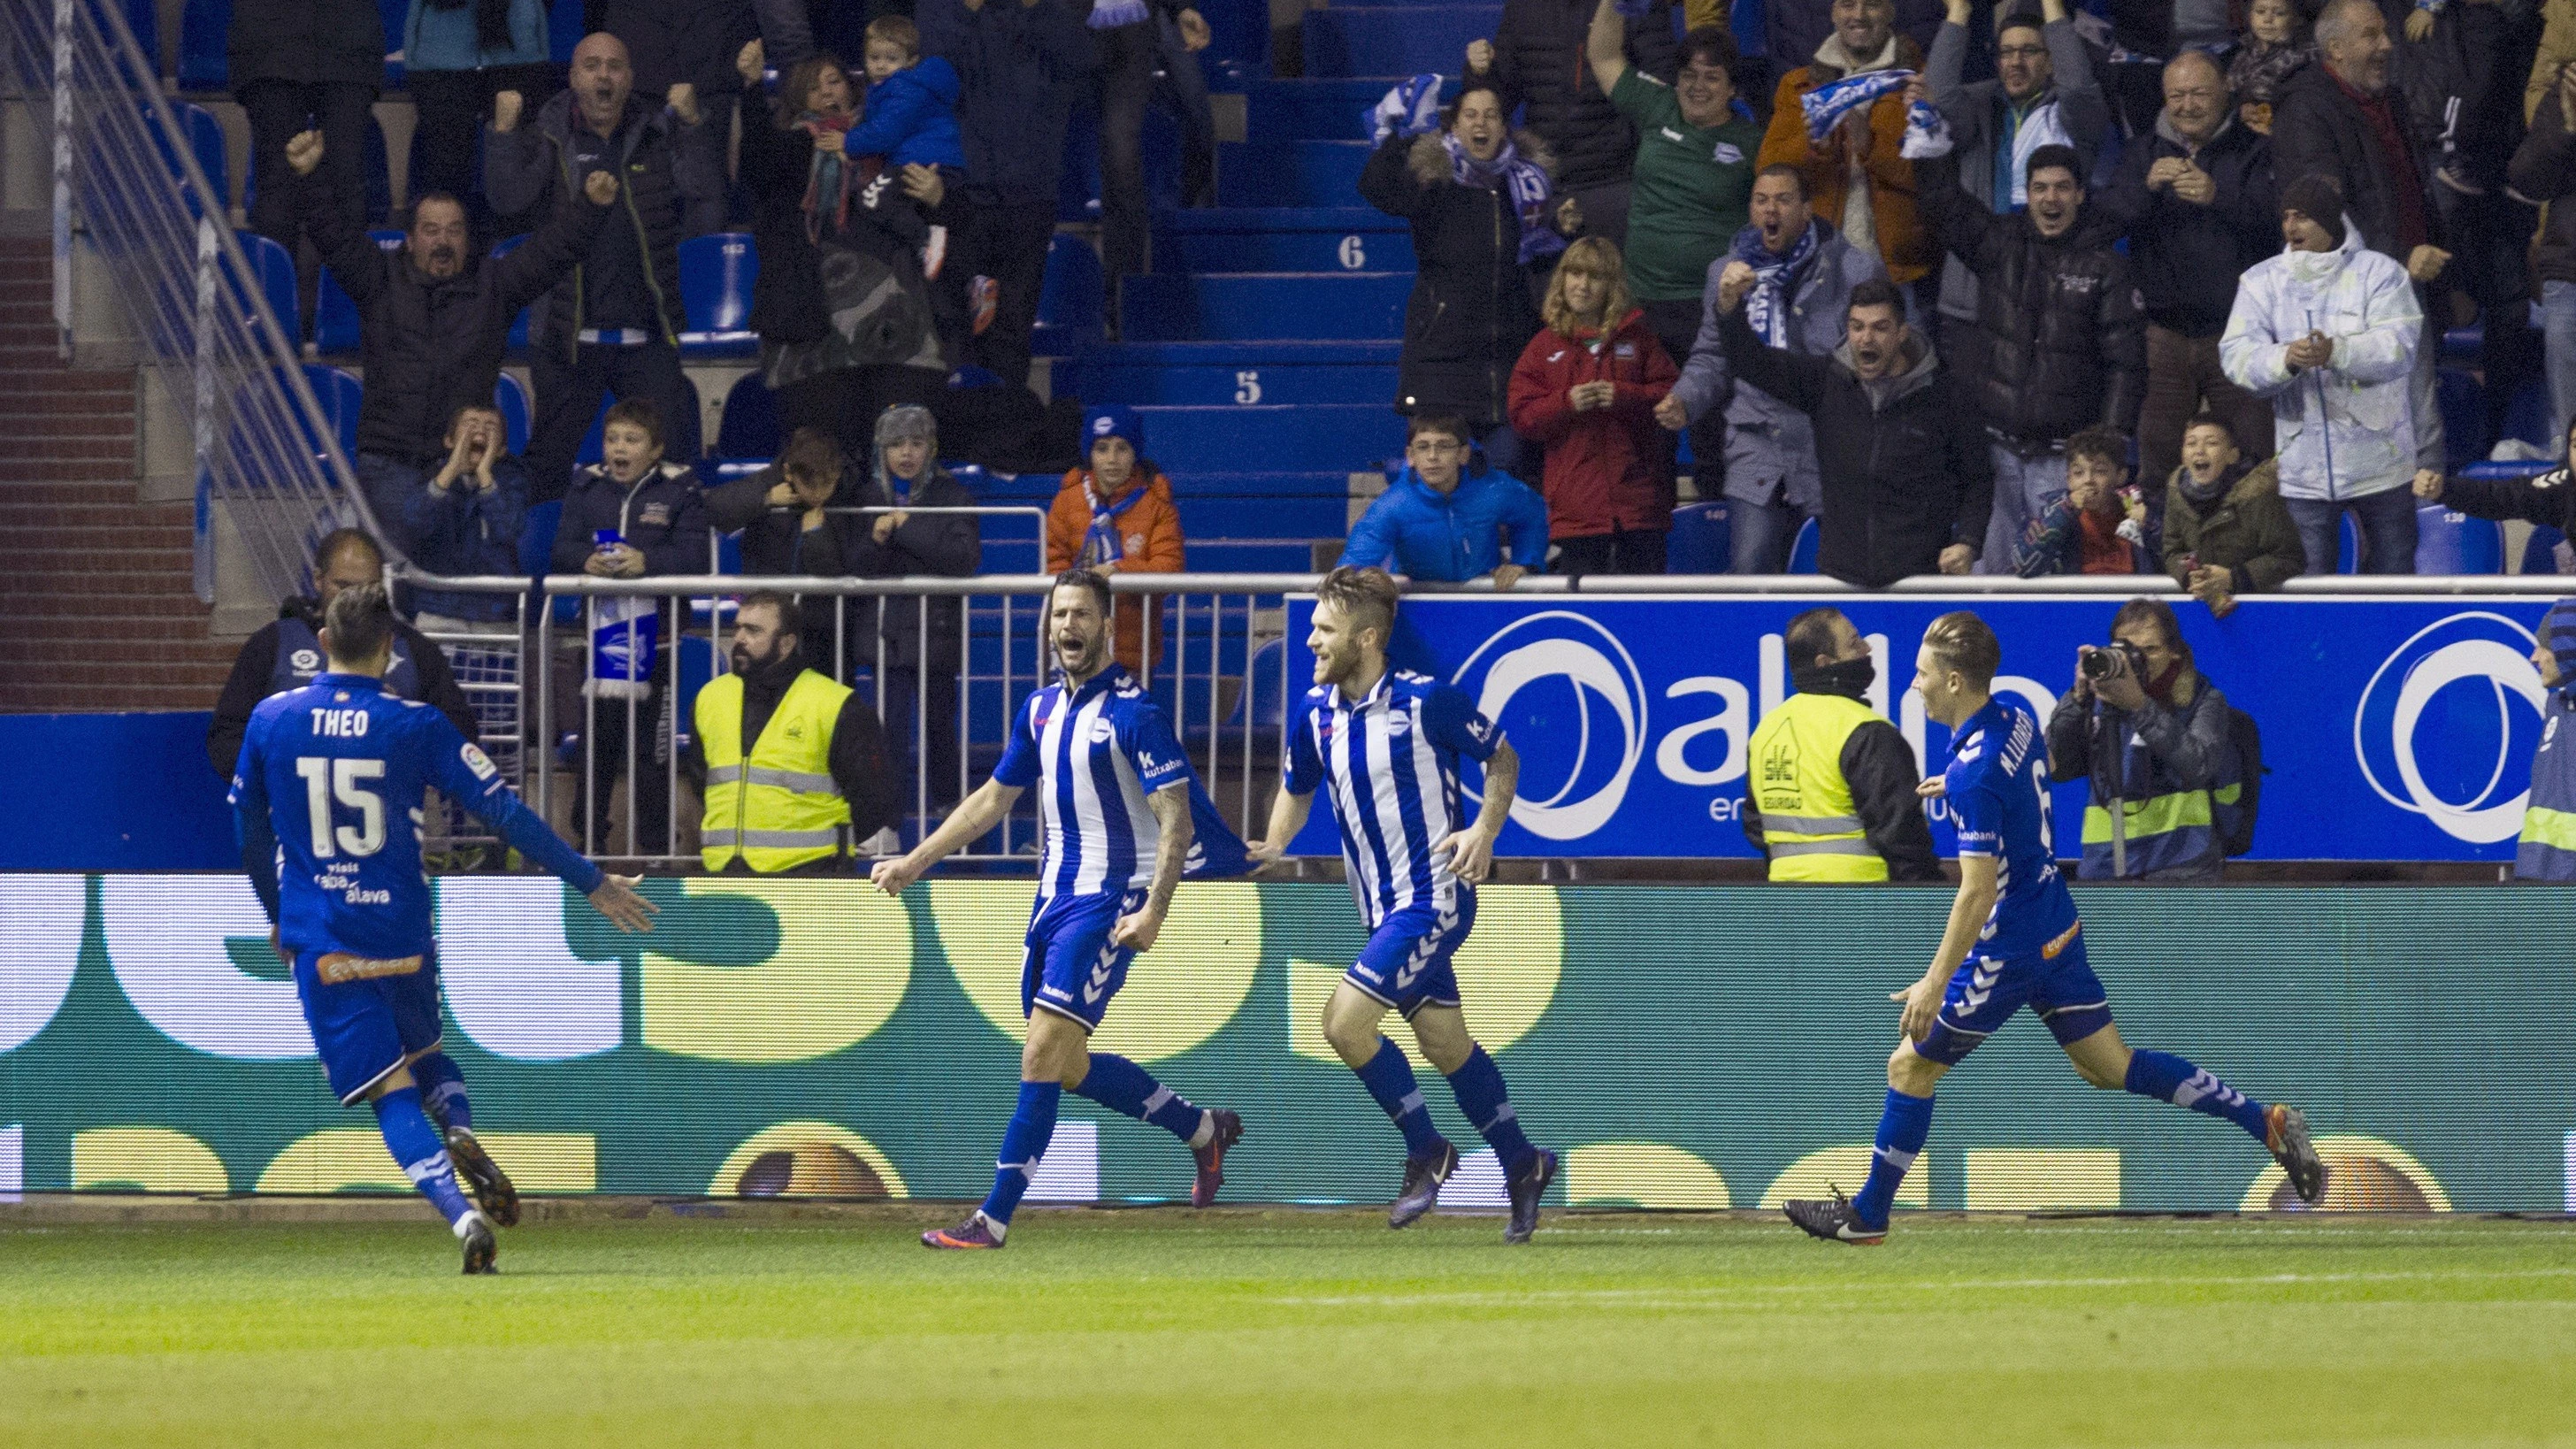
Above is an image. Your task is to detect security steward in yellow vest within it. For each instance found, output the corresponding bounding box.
[681,593,899,872]
[1742,608,1941,882]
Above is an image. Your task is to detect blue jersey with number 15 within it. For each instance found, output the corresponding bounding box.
[1943,694,2078,960]
[230,673,602,959]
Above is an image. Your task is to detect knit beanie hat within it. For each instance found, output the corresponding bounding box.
[874,403,937,450]
[1083,404,1146,456]
[2279,173,2347,248]
[2544,598,2576,695]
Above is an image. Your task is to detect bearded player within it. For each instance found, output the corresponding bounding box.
[874,569,1250,1249]
[1784,611,2326,1244]
[1248,566,1558,1244]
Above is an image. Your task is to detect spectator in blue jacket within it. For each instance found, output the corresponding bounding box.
[919,0,1098,387]
[402,402,529,626]
[1341,413,1551,586]
[402,0,554,235]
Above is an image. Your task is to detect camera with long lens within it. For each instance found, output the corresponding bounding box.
[2079,640,2148,682]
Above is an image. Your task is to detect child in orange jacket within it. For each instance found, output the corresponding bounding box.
[1046,405,1186,675]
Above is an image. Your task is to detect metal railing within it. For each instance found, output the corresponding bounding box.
[4,0,383,602]
[387,565,2576,870]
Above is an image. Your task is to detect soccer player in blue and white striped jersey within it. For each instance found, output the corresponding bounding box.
[874,570,1249,1249]
[1250,567,1559,1244]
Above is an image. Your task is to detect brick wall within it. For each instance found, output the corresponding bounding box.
[0,235,238,712]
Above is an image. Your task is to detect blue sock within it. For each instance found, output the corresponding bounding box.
[1353,1038,1448,1157]
[1075,1053,1206,1144]
[371,1086,473,1228]
[2125,1048,2268,1141]
[1444,1046,1536,1175]
[410,1051,472,1132]
[1851,1089,1936,1230]
[979,1081,1062,1226]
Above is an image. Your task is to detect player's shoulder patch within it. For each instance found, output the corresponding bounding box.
[395,697,427,709]
[459,740,500,781]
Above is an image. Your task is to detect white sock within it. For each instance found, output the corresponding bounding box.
[1187,1111,1215,1151]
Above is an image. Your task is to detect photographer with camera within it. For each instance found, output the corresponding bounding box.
[2045,597,2243,882]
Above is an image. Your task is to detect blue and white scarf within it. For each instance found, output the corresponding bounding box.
[1801,68,1913,142]
[1087,0,1148,28]
[1079,474,1149,567]
[1444,130,1565,266]
[1729,218,1821,347]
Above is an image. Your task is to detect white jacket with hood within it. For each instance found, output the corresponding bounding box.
[2219,223,2423,502]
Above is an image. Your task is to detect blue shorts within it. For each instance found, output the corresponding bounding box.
[1343,893,1476,1018]
[1914,922,2114,1068]
[1020,887,1146,1032]
[292,948,445,1105]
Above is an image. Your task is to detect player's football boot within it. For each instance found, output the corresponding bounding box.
[1782,1186,1887,1246]
[1502,1148,1559,1245]
[1190,1108,1244,1208]
[445,1125,520,1228]
[458,1210,499,1275]
[1388,1141,1459,1229]
[921,1213,1006,1250]
[2265,1104,2328,1206]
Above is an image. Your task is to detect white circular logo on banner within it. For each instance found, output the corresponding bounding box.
[2352,611,2547,844]
[1453,612,1648,840]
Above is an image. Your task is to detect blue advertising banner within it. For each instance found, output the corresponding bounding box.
[1283,595,2564,862]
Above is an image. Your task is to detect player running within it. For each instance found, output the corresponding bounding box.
[1248,566,1558,1244]
[229,583,656,1273]
[1785,612,2324,1245]
[876,569,1251,1250]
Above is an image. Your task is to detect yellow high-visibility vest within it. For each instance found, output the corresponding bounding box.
[1749,692,1889,882]
[695,669,853,872]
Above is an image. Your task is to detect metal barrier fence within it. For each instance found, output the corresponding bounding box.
[3,0,381,602]
[393,566,2576,869]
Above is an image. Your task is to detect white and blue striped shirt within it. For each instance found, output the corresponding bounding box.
[1284,669,1502,929]
[997,665,1202,901]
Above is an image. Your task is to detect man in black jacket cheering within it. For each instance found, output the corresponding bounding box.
[1717,274,1990,586]
[1465,0,1682,247]
[1915,135,2145,575]
[487,32,724,502]
[287,127,616,541]
[2089,50,2278,502]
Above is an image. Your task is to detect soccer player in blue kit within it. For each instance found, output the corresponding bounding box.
[874,570,1251,1250]
[1786,612,2326,1244]
[1249,567,1559,1244]
[229,584,657,1272]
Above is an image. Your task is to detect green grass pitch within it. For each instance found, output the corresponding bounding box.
[4,1208,2572,1446]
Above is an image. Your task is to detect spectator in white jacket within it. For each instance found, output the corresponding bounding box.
[2220,172,2424,577]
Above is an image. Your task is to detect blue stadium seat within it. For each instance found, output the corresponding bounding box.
[313,228,402,354]
[548,0,582,63]
[490,234,532,348]
[1787,515,1820,575]
[116,0,160,73]
[177,0,226,90]
[520,498,561,576]
[678,232,758,356]
[715,372,780,460]
[232,229,299,342]
[379,0,408,84]
[2526,524,2569,575]
[494,372,530,454]
[300,364,364,458]
[145,100,228,211]
[1666,500,1730,575]
[2413,504,2503,575]
[1034,233,1104,354]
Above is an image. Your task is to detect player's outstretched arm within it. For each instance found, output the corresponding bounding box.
[871,778,1024,894]
[1893,853,1998,1040]
[425,715,654,932]
[1432,739,1517,884]
[1110,781,1193,952]
[1247,786,1314,864]
[587,875,658,932]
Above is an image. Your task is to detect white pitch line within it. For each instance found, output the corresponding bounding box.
[1269,1266,2576,1308]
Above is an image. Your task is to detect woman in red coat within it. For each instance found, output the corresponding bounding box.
[1505,236,1680,576]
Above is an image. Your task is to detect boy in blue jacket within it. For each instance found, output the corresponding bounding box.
[1341,413,1552,586]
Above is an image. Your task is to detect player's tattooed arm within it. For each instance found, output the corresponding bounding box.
[1112,783,1194,950]
[1435,740,1518,883]
[871,778,1025,894]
